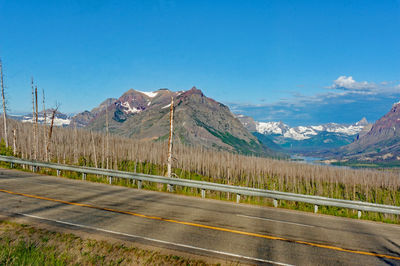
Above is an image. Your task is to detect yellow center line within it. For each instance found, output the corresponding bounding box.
[1,188,399,261]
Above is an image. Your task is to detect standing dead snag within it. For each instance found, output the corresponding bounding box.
[12,128,16,155]
[74,125,78,164]
[105,106,109,170]
[31,78,36,159]
[35,86,39,159]
[0,59,8,147]
[167,96,174,178]
[46,105,59,161]
[91,130,98,168]
[42,89,48,161]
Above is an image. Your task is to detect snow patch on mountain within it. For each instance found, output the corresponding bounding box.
[257,121,288,135]
[121,101,141,114]
[138,91,158,98]
[162,103,171,109]
[324,123,364,135]
[255,119,367,140]
[21,116,71,127]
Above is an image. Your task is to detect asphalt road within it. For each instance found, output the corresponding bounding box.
[0,168,399,265]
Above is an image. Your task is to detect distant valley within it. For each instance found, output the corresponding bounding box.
[236,114,371,155]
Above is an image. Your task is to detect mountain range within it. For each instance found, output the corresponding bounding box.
[236,115,371,154]
[11,87,400,164]
[70,87,283,157]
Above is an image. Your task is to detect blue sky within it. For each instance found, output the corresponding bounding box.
[0,0,399,125]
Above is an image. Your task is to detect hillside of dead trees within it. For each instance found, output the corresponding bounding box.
[1,117,399,207]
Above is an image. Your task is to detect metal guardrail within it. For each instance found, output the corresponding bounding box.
[0,155,399,217]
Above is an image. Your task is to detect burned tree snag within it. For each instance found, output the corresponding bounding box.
[167,96,174,178]
[0,59,8,147]
[46,105,59,161]
[31,78,36,159]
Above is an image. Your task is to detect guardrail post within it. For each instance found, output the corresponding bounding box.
[236,194,241,203]
[201,189,206,198]
[167,184,174,192]
[82,173,87,181]
[273,199,278,208]
[314,205,318,213]
[358,210,362,219]
[57,170,61,176]
[108,176,112,184]
[137,180,142,189]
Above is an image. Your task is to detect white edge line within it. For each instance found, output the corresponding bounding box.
[16,212,293,266]
[237,214,315,228]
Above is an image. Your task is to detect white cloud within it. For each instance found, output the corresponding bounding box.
[329,76,374,91]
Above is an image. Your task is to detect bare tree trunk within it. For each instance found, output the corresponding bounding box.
[106,107,109,169]
[167,97,174,177]
[0,59,8,147]
[35,86,39,159]
[31,78,36,159]
[101,135,105,168]
[91,130,98,168]
[74,125,78,164]
[12,128,16,155]
[42,89,48,161]
[46,107,58,161]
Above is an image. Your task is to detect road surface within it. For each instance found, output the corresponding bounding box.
[0,168,399,265]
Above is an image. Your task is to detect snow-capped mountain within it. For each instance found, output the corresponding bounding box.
[236,114,372,155]
[255,119,368,140]
[11,110,71,127]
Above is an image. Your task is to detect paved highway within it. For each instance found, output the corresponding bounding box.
[0,168,399,265]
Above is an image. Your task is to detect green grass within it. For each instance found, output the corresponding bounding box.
[0,220,229,265]
[332,160,400,168]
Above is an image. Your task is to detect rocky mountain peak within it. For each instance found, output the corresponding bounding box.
[391,101,400,111]
[355,117,369,126]
[70,86,282,157]
[181,86,203,97]
[341,102,400,161]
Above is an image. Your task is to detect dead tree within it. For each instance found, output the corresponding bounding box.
[105,106,109,169]
[42,89,48,161]
[31,78,36,159]
[46,105,59,161]
[12,128,16,155]
[74,125,78,164]
[91,130,98,168]
[167,96,174,178]
[35,86,39,159]
[0,59,8,147]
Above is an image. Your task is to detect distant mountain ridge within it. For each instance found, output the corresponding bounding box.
[71,87,284,157]
[236,115,368,140]
[10,109,71,127]
[236,115,370,154]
